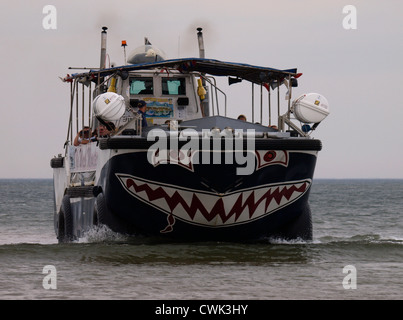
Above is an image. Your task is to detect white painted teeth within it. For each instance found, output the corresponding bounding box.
[116,174,310,227]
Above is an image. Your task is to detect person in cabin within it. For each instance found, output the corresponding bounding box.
[237,114,247,121]
[137,100,148,127]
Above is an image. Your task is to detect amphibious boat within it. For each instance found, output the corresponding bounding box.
[50,27,329,242]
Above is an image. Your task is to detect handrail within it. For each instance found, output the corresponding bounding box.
[197,74,227,116]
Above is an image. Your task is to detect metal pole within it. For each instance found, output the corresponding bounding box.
[88,86,90,124]
[252,83,254,123]
[76,80,79,134]
[197,28,208,117]
[287,76,291,112]
[67,81,74,146]
[277,80,280,130]
[211,82,215,116]
[215,85,219,115]
[260,84,263,124]
[287,76,292,131]
[268,86,271,126]
[100,27,108,69]
[197,27,205,59]
[97,71,101,96]
[82,83,85,129]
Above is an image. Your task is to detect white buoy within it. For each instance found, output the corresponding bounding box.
[93,92,125,121]
[292,93,330,123]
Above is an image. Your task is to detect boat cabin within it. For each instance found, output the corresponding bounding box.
[120,70,203,126]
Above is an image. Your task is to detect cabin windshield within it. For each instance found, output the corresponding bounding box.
[130,77,153,95]
[162,78,186,95]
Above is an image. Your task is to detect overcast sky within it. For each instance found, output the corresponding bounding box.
[0,0,402,179]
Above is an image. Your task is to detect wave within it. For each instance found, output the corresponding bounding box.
[314,233,403,245]
[77,225,130,244]
[258,233,403,246]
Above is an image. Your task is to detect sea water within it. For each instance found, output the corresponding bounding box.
[0,179,402,300]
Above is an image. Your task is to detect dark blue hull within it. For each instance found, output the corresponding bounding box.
[95,146,318,241]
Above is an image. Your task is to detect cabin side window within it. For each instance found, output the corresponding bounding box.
[162,78,186,95]
[130,77,154,95]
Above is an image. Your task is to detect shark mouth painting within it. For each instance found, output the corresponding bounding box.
[116,173,311,233]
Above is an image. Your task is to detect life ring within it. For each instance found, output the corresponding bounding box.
[57,195,74,243]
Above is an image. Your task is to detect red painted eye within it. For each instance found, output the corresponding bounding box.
[263,151,276,162]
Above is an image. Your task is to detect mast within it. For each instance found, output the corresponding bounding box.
[97,26,108,96]
[197,27,209,116]
[100,26,108,69]
[197,27,205,59]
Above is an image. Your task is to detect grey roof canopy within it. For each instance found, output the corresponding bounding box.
[68,58,300,84]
